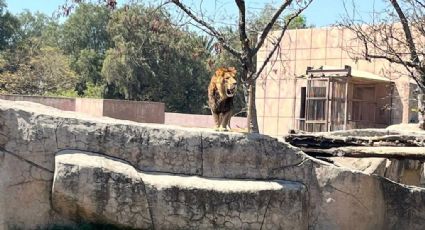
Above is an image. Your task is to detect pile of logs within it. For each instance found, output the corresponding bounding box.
[284,129,425,160]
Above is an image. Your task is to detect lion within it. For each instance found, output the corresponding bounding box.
[208,67,237,131]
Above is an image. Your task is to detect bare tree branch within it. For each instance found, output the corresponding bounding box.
[235,0,250,55]
[170,0,242,58]
[413,0,425,8]
[253,0,292,55]
[253,0,313,81]
[389,0,420,64]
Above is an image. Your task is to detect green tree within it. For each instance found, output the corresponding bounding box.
[249,4,308,33]
[61,3,111,96]
[0,0,19,51]
[0,46,77,95]
[102,5,211,113]
[61,3,111,55]
[0,10,76,96]
[1,11,59,68]
[15,11,51,41]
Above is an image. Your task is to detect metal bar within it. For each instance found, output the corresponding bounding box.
[305,120,327,123]
[326,77,330,132]
[329,79,334,131]
[344,79,348,130]
[305,78,310,131]
[292,78,298,130]
[305,65,352,74]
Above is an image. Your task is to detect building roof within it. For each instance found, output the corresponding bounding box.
[350,69,391,82]
[301,65,391,82]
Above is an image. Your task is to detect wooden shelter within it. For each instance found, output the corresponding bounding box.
[296,65,393,132]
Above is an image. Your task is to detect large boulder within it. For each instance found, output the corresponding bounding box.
[53,150,308,229]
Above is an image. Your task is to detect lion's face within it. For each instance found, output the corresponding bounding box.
[223,71,237,97]
[214,67,237,98]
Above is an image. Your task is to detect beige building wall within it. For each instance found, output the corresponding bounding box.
[256,27,415,136]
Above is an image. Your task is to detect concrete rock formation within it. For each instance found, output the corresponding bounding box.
[53,151,153,229]
[53,151,307,229]
[1,99,425,229]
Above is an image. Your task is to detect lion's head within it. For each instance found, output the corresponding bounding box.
[214,67,237,99]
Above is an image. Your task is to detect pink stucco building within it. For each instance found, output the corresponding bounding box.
[256,27,418,136]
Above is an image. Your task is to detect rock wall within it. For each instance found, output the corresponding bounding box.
[1,99,425,229]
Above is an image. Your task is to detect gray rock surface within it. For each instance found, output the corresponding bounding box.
[53,151,153,229]
[1,99,425,229]
[53,150,307,229]
[331,157,388,175]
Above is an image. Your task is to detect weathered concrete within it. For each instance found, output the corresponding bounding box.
[53,151,153,229]
[331,157,388,176]
[164,112,248,129]
[53,150,307,229]
[1,99,425,229]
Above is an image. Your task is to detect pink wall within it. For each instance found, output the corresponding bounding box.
[103,99,164,124]
[75,98,104,117]
[0,95,164,124]
[1,95,249,128]
[165,112,247,129]
[0,95,75,111]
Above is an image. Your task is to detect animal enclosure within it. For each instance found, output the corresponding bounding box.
[296,66,392,132]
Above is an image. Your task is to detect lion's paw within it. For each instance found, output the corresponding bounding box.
[218,127,229,132]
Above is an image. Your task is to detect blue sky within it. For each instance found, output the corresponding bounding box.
[5,0,386,27]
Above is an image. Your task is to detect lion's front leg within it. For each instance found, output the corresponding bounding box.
[211,110,220,131]
[220,111,232,131]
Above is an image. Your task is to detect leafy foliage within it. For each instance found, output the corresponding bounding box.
[249,4,308,33]
[0,8,77,96]
[0,0,19,50]
[102,5,211,113]
[61,3,111,96]
[0,46,77,95]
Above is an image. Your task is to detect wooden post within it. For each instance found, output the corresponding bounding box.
[305,78,310,131]
[326,78,330,132]
[292,78,297,130]
[343,78,349,130]
[419,93,425,129]
[329,79,333,131]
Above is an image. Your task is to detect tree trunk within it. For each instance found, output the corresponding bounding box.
[419,93,425,130]
[247,81,259,133]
